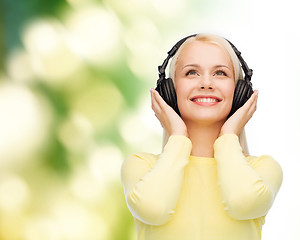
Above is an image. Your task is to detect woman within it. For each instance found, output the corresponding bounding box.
[121,34,283,240]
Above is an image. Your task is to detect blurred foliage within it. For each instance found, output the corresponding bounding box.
[1,0,68,49]
[0,0,195,239]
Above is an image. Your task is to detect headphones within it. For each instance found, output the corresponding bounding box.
[155,34,253,118]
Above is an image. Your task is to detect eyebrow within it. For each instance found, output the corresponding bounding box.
[182,64,200,70]
[214,64,231,70]
[182,64,231,70]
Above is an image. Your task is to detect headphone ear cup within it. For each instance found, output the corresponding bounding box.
[228,79,253,117]
[155,77,180,115]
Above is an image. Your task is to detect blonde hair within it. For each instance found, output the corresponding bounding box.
[163,33,249,155]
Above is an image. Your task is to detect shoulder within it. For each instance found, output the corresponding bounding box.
[123,152,159,167]
[121,152,160,184]
[121,152,159,176]
[246,155,281,169]
[246,155,283,186]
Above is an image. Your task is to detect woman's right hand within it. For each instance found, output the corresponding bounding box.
[150,88,188,137]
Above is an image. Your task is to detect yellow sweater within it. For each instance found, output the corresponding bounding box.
[121,134,283,240]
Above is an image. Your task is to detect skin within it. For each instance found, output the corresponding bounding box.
[151,40,258,157]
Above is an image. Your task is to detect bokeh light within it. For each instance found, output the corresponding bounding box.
[71,81,124,130]
[58,112,93,153]
[64,5,121,66]
[0,174,30,214]
[124,17,160,82]
[88,143,123,190]
[0,82,51,167]
[22,18,82,84]
[7,49,35,83]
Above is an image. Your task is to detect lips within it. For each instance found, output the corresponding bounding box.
[190,95,222,103]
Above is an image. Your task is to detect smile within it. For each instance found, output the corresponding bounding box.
[194,98,218,103]
[190,95,222,106]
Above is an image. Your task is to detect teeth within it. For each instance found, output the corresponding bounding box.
[195,98,217,103]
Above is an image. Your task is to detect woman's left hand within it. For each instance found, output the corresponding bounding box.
[220,90,259,136]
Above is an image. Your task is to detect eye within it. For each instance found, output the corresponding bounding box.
[214,70,227,77]
[185,70,198,76]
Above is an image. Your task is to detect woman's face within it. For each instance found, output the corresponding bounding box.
[174,40,235,125]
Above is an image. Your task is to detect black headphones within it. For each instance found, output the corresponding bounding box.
[155,34,253,118]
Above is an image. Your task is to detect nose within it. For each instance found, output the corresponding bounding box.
[199,74,214,90]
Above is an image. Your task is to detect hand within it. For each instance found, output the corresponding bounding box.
[150,88,188,137]
[220,90,259,136]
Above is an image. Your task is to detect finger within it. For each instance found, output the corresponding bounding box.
[243,92,258,120]
[150,89,162,114]
[247,89,258,105]
[248,92,258,115]
[241,89,259,111]
[231,90,258,119]
[248,90,258,110]
[152,88,170,109]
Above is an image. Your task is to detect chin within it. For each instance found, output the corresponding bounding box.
[180,109,231,125]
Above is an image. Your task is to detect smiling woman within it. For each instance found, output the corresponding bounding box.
[121,33,283,240]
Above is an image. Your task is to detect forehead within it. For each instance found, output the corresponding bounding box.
[176,40,232,67]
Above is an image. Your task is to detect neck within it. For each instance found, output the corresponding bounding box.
[186,120,224,158]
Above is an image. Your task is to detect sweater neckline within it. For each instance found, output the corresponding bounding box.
[189,155,216,164]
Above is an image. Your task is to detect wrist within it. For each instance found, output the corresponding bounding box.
[219,127,239,137]
[171,129,188,138]
[219,130,239,138]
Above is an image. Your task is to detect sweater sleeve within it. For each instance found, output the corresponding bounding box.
[213,134,283,220]
[121,135,192,225]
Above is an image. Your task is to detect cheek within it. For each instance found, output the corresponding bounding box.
[174,79,190,114]
[223,81,236,102]
[174,79,187,100]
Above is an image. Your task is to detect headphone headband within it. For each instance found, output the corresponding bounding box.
[225,39,253,81]
[158,34,197,78]
[157,34,253,83]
